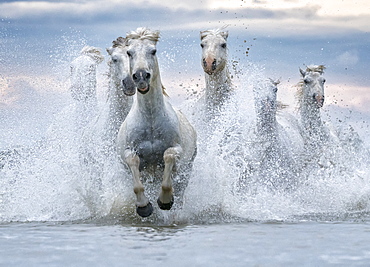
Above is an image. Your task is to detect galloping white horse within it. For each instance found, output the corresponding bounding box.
[47,46,104,139]
[80,38,135,162]
[102,37,135,142]
[296,65,328,147]
[200,28,232,117]
[70,46,104,103]
[254,79,280,139]
[251,79,298,190]
[117,28,197,217]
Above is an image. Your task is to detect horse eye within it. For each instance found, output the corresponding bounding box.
[273,87,278,93]
[304,78,310,84]
[322,79,326,83]
[221,43,227,49]
[112,58,118,63]
[200,43,204,48]
[127,51,133,57]
[151,49,157,56]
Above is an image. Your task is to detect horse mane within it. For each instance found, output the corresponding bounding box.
[80,46,104,64]
[295,65,326,109]
[306,64,326,74]
[112,36,128,48]
[126,27,160,44]
[200,26,229,40]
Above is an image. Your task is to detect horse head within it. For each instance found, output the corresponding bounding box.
[200,28,228,75]
[125,27,160,95]
[299,65,326,108]
[254,79,280,122]
[106,37,136,96]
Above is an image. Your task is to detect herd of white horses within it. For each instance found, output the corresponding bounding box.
[63,26,364,218]
[2,27,363,219]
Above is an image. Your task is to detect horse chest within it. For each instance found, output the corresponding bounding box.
[128,117,179,168]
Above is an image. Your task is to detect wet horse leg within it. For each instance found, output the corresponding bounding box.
[124,149,153,217]
[157,146,182,210]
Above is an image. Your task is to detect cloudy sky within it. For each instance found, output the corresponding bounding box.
[0,0,369,115]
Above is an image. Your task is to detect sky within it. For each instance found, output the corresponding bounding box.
[0,0,369,124]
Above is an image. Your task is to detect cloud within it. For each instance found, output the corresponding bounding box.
[335,50,359,67]
[1,0,369,37]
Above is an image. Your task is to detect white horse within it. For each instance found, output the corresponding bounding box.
[69,46,104,128]
[249,79,299,190]
[296,65,328,148]
[200,27,232,117]
[79,37,136,168]
[254,79,281,140]
[47,46,103,144]
[70,46,104,103]
[97,37,135,143]
[117,28,197,217]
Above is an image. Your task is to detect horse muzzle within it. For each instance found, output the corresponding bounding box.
[314,93,324,108]
[133,69,151,94]
[203,57,217,75]
[122,76,136,96]
[137,84,150,94]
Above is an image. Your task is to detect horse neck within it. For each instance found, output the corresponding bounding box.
[256,110,278,140]
[136,74,165,114]
[106,75,132,130]
[205,66,231,108]
[300,97,323,135]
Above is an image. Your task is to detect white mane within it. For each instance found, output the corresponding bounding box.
[126,27,160,44]
[80,45,104,64]
[200,26,229,40]
[306,64,326,74]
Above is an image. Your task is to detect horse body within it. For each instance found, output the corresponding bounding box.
[296,65,328,147]
[101,37,135,141]
[250,79,298,190]
[70,46,104,103]
[117,28,197,217]
[79,38,135,164]
[254,79,280,140]
[200,28,232,117]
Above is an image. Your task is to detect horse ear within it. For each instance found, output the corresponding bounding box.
[269,78,280,86]
[299,68,306,77]
[106,47,113,55]
[221,31,229,40]
[200,31,207,40]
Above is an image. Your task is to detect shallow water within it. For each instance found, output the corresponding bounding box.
[1,218,370,266]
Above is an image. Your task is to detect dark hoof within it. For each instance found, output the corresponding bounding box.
[157,196,174,210]
[136,202,153,217]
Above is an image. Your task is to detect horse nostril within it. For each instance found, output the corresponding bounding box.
[133,73,138,81]
[203,58,207,68]
[212,59,217,71]
[145,72,151,80]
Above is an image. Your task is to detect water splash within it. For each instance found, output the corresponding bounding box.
[1,52,370,225]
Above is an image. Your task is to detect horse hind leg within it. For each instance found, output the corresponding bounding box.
[157,146,182,210]
[124,150,153,217]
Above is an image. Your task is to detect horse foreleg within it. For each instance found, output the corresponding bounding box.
[124,149,153,217]
[157,146,182,210]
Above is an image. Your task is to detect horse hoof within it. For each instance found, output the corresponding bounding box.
[157,196,174,210]
[136,202,153,217]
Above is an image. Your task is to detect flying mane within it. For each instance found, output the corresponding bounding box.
[125,27,168,96]
[80,45,104,64]
[126,27,160,43]
[112,36,128,48]
[295,64,326,110]
[200,26,229,40]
